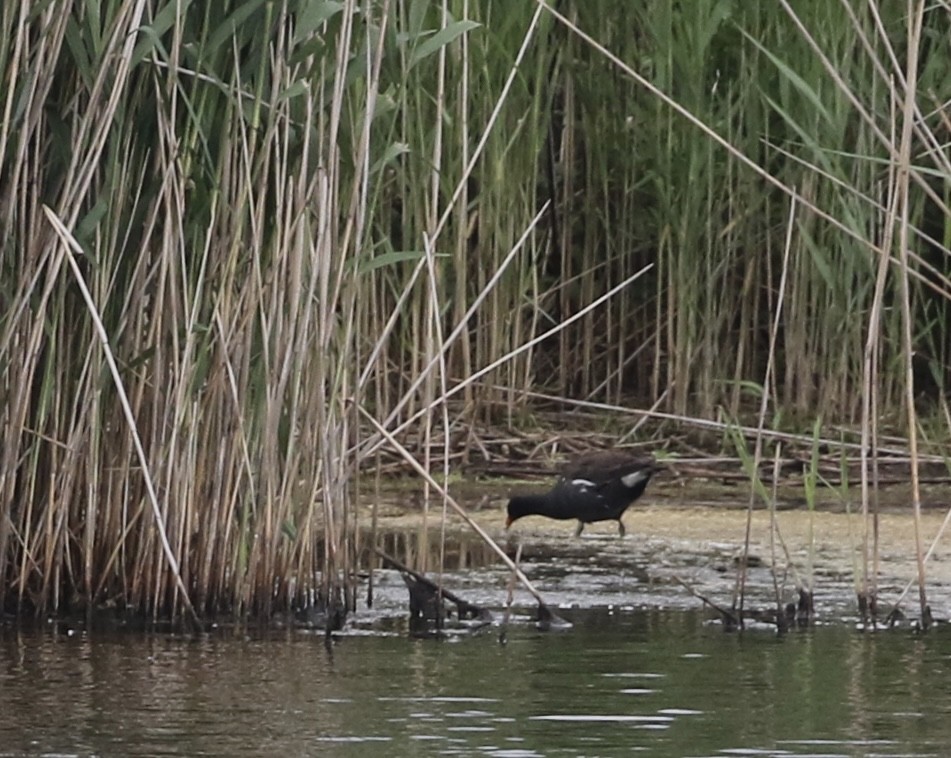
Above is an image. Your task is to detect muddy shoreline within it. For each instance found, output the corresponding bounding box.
[4,482,947,633]
[365,479,951,627]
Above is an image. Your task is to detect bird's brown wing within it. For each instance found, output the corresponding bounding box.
[560,450,656,485]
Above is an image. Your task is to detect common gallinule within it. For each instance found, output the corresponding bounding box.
[506,450,658,537]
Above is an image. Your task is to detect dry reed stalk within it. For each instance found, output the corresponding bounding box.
[367,9,549,436]
[358,407,568,626]
[362,263,655,464]
[895,0,929,627]
[44,206,199,625]
[452,0,475,414]
[422,230,453,587]
[511,389,947,463]
[858,121,899,620]
[769,447,784,620]
[358,202,552,455]
[734,197,796,619]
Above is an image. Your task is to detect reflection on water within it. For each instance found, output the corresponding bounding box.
[3,610,951,757]
[371,527,500,572]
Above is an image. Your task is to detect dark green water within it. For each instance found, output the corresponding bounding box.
[2,610,950,757]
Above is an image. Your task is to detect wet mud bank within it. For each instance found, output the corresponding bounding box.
[5,488,947,636]
[360,485,951,632]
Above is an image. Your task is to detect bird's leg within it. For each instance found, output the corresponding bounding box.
[575,521,585,537]
[617,519,626,538]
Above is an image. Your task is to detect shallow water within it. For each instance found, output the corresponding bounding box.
[3,609,951,757]
[5,508,951,757]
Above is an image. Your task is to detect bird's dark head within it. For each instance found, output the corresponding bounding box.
[505,499,517,528]
[505,495,535,528]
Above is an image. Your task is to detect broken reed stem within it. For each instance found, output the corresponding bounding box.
[673,576,739,627]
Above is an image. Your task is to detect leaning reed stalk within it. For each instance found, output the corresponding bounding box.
[361,263,655,463]
[358,407,566,623]
[360,202,552,459]
[43,207,199,624]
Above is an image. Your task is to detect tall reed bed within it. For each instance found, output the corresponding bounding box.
[1,1,948,621]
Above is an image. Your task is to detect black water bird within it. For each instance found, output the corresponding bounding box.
[506,450,659,537]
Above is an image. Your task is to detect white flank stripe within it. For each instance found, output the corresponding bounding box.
[620,470,648,488]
